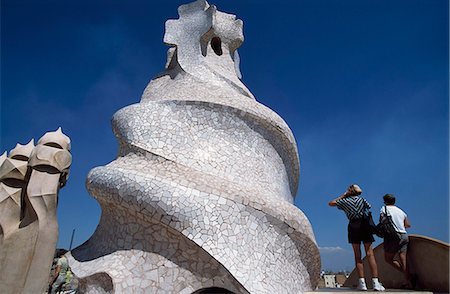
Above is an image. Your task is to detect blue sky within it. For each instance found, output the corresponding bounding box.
[1,0,448,271]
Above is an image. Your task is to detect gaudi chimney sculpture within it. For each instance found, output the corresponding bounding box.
[69,1,320,293]
[0,128,72,294]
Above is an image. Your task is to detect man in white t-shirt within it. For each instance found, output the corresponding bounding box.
[380,194,412,286]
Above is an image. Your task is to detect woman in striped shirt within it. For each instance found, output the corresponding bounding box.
[329,184,385,291]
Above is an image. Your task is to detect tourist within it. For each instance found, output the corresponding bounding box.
[49,249,78,293]
[380,193,412,287]
[328,184,385,291]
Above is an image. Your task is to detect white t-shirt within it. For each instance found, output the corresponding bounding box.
[380,205,408,233]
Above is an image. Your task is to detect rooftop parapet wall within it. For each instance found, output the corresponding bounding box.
[344,234,449,293]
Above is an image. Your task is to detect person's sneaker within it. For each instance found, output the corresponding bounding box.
[372,278,386,291]
[357,278,368,291]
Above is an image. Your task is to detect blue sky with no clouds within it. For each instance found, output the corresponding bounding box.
[1,0,448,271]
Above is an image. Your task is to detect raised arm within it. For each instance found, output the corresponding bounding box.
[51,264,61,286]
[404,217,411,228]
[328,191,348,206]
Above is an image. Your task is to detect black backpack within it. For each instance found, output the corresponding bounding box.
[376,206,400,239]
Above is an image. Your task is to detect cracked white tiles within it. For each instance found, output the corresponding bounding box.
[68,1,321,293]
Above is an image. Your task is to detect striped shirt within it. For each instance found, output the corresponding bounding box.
[336,196,371,220]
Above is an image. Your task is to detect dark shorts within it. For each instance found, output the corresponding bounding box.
[348,218,375,244]
[384,233,409,253]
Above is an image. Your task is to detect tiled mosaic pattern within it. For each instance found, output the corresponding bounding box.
[69,1,320,293]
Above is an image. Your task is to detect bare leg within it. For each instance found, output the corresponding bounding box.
[384,252,402,272]
[399,251,409,278]
[363,242,378,278]
[352,243,364,278]
[396,251,415,288]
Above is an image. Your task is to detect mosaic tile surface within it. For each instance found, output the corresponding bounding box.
[69,1,321,292]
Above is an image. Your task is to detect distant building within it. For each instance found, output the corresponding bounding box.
[320,273,348,288]
[336,274,347,286]
[324,275,336,288]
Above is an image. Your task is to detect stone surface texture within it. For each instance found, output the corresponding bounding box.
[0,128,72,294]
[69,1,321,293]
